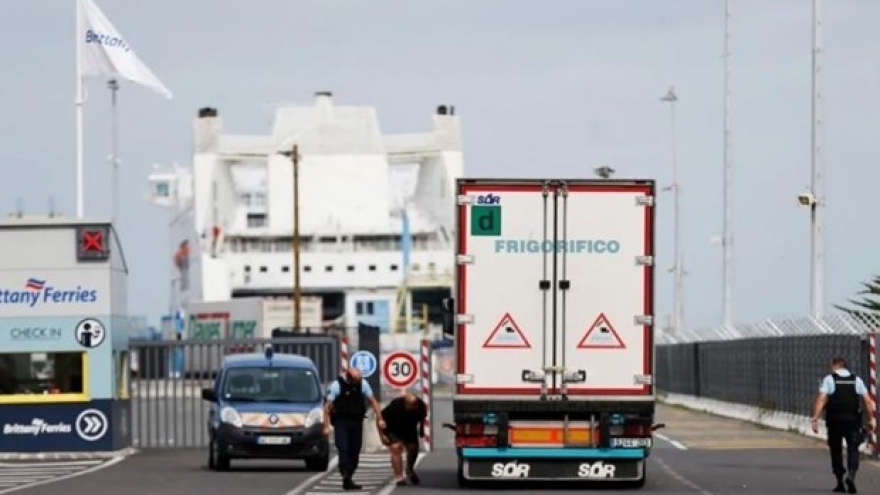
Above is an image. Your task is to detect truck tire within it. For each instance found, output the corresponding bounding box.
[456,457,474,488]
[622,463,647,489]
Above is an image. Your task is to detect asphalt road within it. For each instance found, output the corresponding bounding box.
[412,399,880,494]
[16,391,880,495]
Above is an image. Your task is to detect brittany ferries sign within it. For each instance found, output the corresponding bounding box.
[0,277,102,316]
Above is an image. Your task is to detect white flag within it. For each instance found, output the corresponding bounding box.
[77,0,172,98]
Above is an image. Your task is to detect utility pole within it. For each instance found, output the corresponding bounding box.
[810,0,825,319]
[661,87,684,333]
[108,79,121,232]
[280,144,302,330]
[722,0,734,327]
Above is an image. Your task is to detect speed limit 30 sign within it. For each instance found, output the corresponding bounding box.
[383,351,419,388]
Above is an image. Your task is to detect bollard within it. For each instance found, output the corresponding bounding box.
[420,338,433,452]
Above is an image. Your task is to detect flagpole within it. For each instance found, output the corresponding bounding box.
[75,0,85,219]
[109,79,119,229]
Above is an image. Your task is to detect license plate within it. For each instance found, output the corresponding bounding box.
[257,436,291,445]
[611,437,652,448]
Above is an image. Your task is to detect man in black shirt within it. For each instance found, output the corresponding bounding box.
[811,356,876,494]
[379,392,427,486]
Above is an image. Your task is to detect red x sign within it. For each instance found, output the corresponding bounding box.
[77,226,110,262]
[82,230,104,252]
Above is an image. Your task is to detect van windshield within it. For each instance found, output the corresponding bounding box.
[222,367,321,403]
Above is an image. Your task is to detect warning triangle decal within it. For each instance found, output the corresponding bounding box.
[576,312,626,349]
[483,312,532,349]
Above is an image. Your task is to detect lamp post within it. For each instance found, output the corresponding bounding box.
[278,144,302,330]
[660,86,684,333]
[721,0,734,328]
[593,166,615,179]
[809,0,825,319]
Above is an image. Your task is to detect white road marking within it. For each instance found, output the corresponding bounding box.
[656,432,688,450]
[284,456,340,495]
[375,453,426,495]
[287,452,427,495]
[654,456,713,495]
[0,456,127,495]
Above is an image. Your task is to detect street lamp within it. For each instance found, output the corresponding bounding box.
[660,86,684,333]
[721,0,734,328]
[807,0,825,318]
[277,144,302,331]
[593,166,615,179]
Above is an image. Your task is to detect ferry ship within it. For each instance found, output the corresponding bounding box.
[146,92,464,334]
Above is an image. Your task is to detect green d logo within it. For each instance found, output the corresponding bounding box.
[471,206,501,236]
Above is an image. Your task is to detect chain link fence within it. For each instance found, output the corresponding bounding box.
[656,312,879,418]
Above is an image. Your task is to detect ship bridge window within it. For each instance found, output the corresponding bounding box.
[368,265,376,272]
[259,266,267,273]
[247,213,267,228]
[325,265,333,272]
[347,265,355,272]
[304,265,312,272]
[390,264,399,271]
[282,266,290,273]
[240,192,267,207]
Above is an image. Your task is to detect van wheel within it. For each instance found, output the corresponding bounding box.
[209,439,230,471]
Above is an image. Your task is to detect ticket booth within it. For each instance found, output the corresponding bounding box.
[0,219,132,452]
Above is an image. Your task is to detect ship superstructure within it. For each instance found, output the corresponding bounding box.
[147,92,464,333]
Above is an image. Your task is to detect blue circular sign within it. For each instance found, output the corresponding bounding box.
[349,350,378,378]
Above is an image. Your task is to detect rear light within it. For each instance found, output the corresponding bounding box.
[610,422,652,438]
[623,424,652,437]
[455,422,499,448]
[456,423,498,436]
[457,436,498,447]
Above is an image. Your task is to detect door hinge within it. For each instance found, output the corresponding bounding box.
[456,314,474,325]
[634,374,653,385]
[456,254,475,265]
[636,195,654,207]
[456,194,473,205]
[635,255,654,266]
[634,315,653,326]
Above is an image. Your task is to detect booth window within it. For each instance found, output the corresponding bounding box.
[0,352,88,403]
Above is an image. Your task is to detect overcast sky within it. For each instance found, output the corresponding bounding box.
[2,0,879,333]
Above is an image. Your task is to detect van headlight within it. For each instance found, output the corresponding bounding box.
[304,407,324,428]
[220,407,243,428]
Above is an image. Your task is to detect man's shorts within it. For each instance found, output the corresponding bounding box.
[382,429,418,446]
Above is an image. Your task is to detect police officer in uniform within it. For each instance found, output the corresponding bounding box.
[811,357,876,493]
[323,367,384,490]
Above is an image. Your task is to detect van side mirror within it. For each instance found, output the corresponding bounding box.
[201,387,217,402]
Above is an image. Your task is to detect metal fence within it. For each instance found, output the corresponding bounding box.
[656,312,880,345]
[655,312,878,418]
[129,336,341,449]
